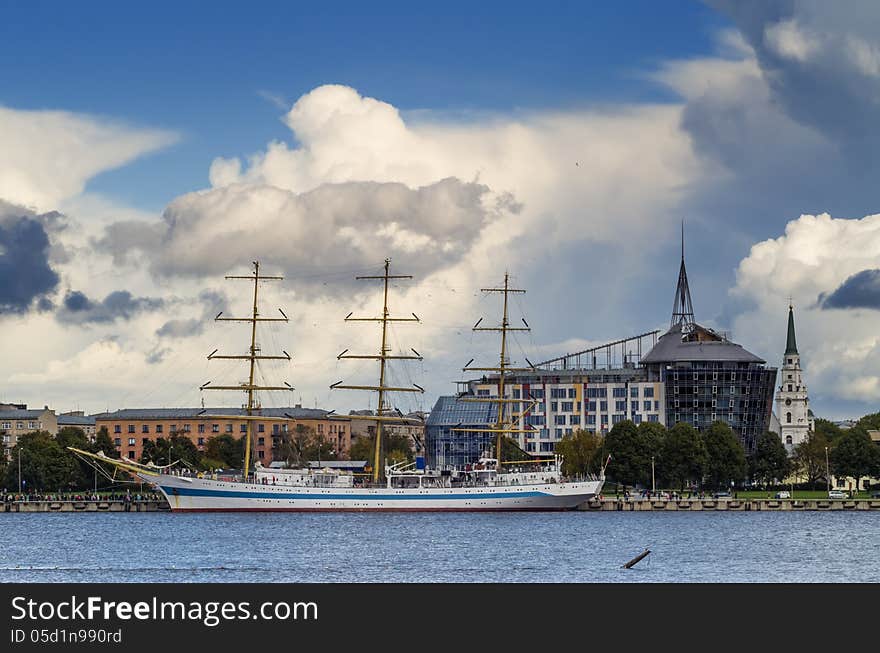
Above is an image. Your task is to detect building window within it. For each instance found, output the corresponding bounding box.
[225,423,233,433]
[273,424,280,435]
[113,425,121,434]
[630,387,639,398]
[600,401,608,412]
[128,424,135,433]
[554,415,566,425]
[550,402,558,411]
[788,384,793,392]
[786,412,792,423]
[561,401,573,412]
[128,438,135,446]
[198,437,205,446]
[570,415,580,425]
[240,423,247,433]
[786,435,792,445]
[258,437,265,446]
[184,424,191,432]
[643,401,651,411]
[156,424,163,433]
[170,425,177,433]
[212,424,219,433]
[142,424,149,434]
[142,438,149,445]
[114,438,121,447]
[550,388,566,399]
[612,387,626,398]
[128,451,135,458]
[648,414,659,423]
[615,400,626,411]
[198,424,205,433]
[644,387,654,398]
[477,389,490,397]
[787,358,793,364]
[257,451,264,459]
[587,415,596,425]
[531,389,544,399]
[258,423,265,433]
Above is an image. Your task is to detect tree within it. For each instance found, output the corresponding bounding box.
[703,421,747,490]
[202,434,244,469]
[92,426,119,459]
[661,422,707,490]
[554,430,602,477]
[751,431,791,487]
[814,418,843,444]
[638,422,666,487]
[792,430,830,487]
[603,420,645,487]
[4,431,77,492]
[347,429,413,469]
[140,435,200,468]
[55,427,93,489]
[831,429,880,491]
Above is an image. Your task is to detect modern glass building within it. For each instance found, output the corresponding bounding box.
[640,323,776,453]
[424,396,497,469]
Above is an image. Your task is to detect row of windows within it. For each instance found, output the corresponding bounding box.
[510,386,656,400]
[110,422,346,436]
[0,421,39,430]
[115,436,271,448]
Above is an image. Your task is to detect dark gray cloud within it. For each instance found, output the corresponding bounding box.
[819,269,880,310]
[97,178,517,297]
[0,205,60,315]
[709,0,880,163]
[156,290,227,339]
[56,289,165,325]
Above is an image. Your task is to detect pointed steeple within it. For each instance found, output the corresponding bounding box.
[670,221,695,331]
[785,303,798,355]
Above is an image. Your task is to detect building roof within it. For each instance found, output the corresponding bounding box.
[785,305,798,355]
[93,407,339,420]
[0,409,52,419]
[641,323,766,365]
[57,414,96,426]
[425,395,497,427]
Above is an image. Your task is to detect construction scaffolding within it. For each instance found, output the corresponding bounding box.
[534,330,660,371]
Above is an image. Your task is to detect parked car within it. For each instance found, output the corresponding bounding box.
[871,490,880,499]
[775,491,791,499]
[713,491,732,499]
[828,490,848,499]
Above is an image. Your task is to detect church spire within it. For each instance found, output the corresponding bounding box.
[671,221,695,331]
[785,303,798,355]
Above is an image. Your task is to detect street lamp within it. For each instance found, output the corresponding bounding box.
[651,456,656,495]
[824,446,830,493]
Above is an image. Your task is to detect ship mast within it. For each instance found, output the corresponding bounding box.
[200,261,293,479]
[457,272,534,466]
[331,258,424,483]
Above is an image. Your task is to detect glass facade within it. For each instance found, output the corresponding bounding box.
[424,396,498,469]
[654,361,775,453]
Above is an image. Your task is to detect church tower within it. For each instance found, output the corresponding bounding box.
[775,304,813,452]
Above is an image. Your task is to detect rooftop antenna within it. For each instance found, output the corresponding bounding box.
[671,220,695,333]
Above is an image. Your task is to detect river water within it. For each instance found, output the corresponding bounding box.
[1,512,877,582]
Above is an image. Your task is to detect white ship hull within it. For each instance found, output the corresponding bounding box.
[145,473,603,512]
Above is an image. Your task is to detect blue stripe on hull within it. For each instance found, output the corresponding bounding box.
[161,486,550,501]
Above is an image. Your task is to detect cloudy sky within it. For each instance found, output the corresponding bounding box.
[1,0,879,420]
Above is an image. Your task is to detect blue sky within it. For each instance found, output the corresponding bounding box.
[2,1,880,420]
[1,0,726,209]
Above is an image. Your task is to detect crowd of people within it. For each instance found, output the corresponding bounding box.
[2,491,164,503]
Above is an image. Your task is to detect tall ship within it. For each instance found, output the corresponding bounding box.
[70,260,604,511]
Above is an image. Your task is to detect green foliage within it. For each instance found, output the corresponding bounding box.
[830,429,880,484]
[202,434,244,469]
[554,430,602,477]
[661,422,707,490]
[703,421,747,490]
[346,429,412,470]
[751,431,791,486]
[854,412,880,432]
[604,420,645,486]
[4,431,77,492]
[140,435,201,468]
[55,427,93,489]
[792,429,830,486]
[814,418,843,443]
[93,426,119,459]
[273,424,341,467]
